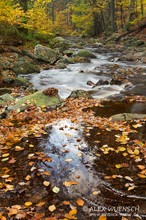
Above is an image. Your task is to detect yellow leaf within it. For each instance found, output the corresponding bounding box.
[118,147,126,152]
[36,201,45,207]
[24,201,32,206]
[63,181,78,186]
[134,149,139,155]
[69,209,77,215]
[115,164,121,169]
[2,153,9,157]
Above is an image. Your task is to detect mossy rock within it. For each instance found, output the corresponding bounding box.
[110,113,146,121]
[0,93,15,106]
[74,49,96,59]
[68,90,91,99]
[8,90,61,111]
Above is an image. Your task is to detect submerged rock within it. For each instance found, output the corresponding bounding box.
[34,44,60,64]
[110,113,146,121]
[8,88,61,111]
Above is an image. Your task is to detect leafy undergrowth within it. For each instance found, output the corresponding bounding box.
[0,97,146,219]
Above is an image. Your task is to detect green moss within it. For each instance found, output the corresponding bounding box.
[9,91,61,111]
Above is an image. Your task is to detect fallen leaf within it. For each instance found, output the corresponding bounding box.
[98,215,107,220]
[115,164,121,169]
[43,181,50,186]
[137,173,146,178]
[76,198,84,206]
[52,186,60,193]
[36,201,46,207]
[24,201,32,207]
[63,181,78,186]
[64,158,73,162]
[48,205,56,212]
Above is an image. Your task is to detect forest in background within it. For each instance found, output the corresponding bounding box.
[0,0,146,44]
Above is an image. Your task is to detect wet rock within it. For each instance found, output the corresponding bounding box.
[14,76,30,87]
[74,49,96,59]
[13,57,40,75]
[68,90,91,99]
[63,50,74,57]
[52,37,71,52]
[87,80,96,87]
[34,44,60,63]
[110,113,146,121]
[95,79,109,86]
[8,88,61,111]
[55,62,67,69]
[110,77,126,85]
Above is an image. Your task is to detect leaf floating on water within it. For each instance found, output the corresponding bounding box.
[128,185,136,191]
[137,173,146,178]
[36,201,46,207]
[69,209,77,215]
[2,153,9,157]
[76,198,84,206]
[64,158,73,162]
[48,205,56,212]
[137,165,145,170]
[125,176,133,182]
[63,181,78,187]
[43,181,50,186]
[98,215,107,220]
[52,186,60,193]
[115,164,121,169]
[8,158,16,164]
[92,191,100,195]
[15,146,24,151]
[24,201,32,207]
[1,157,9,162]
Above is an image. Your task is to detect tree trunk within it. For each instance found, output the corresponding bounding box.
[110,0,116,32]
[18,0,28,12]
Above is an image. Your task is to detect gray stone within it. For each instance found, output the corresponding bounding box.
[110,113,146,121]
[68,90,91,99]
[13,57,40,74]
[75,49,96,59]
[34,44,60,63]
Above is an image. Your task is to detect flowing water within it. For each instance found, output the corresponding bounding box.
[29,47,146,100]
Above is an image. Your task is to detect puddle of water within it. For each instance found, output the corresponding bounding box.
[1,118,146,219]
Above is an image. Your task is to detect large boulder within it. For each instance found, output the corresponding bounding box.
[8,88,61,111]
[34,44,60,63]
[13,57,40,75]
[74,49,96,59]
